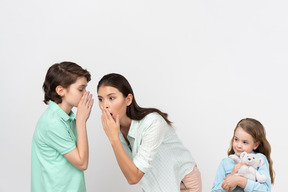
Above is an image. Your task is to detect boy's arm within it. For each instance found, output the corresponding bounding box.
[64,122,89,170]
[64,92,93,171]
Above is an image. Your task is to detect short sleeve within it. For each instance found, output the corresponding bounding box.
[133,117,168,173]
[45,121,76,155]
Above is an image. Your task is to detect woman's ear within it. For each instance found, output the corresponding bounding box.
[126,93,133,106]
[56,86,65,96]
[253,141,260,150]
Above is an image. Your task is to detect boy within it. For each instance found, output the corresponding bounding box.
[31,62,93,192]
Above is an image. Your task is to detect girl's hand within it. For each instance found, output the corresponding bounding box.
[222,174,247,191]
[231,162,247,175]
[100,106,120,145]
[221,175,239,191]
[76,91,94,123]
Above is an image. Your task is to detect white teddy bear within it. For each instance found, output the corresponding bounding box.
[229,152,266,183]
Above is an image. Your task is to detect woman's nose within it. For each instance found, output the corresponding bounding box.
[102,100,109,109]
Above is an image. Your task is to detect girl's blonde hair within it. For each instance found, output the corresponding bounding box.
[227,118,275,184]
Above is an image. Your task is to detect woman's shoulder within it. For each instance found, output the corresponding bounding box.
[133,112,167,130]
[142,112,165,123]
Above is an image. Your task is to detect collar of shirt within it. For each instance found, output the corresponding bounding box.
[119,120,138,152]
[48,101,76,122]
[127,120,137,139]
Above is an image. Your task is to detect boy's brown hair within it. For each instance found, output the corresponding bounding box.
[42,61,91,104]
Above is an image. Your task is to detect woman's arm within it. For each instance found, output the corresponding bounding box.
[111,139,145,184]
[101,107,144,184]
[64,92,94,171]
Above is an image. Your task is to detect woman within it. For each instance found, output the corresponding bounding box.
[97,73,202,192]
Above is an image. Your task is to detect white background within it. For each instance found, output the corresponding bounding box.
[0,0,287,191]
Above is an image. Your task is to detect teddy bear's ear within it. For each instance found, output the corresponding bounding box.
[240,152,247,159]
[229,154,241,163]
[257,157,265,167]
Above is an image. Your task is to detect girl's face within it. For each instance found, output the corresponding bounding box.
[97,85,132,122]
[232,127,259,156]
[61,77,87,108]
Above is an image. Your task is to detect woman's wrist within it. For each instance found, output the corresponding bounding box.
[110,136,121,147]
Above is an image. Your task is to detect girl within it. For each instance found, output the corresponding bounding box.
[211,118,274,191]
[97,73,202,192]
[31,62,94,192]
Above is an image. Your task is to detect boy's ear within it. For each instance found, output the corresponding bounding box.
[56,86,65,96]
[126,93,133,106]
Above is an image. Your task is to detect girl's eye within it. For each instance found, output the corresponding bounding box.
[109,97,115,100]
[234,138,238,141]
[243,141,248,144]
[79,89,84,92]
[98,98,103,102]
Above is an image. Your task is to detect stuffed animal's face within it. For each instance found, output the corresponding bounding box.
[240,152,264,169]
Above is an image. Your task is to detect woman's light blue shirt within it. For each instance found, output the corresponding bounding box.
[120,112,196,192]
[211,153,271,192]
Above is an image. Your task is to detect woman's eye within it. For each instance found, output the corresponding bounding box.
[110,97,115,100]
[98,98,103,102]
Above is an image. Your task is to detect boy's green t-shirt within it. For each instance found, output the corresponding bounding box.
[31,101,86,192]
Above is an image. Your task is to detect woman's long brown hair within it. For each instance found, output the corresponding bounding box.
[97,73,172,125]
[227,118,275,184]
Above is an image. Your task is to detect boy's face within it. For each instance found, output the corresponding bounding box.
[232,127,259,156]
[62,77,88,108]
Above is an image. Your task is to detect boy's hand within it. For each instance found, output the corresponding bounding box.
[76,91,94,123]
